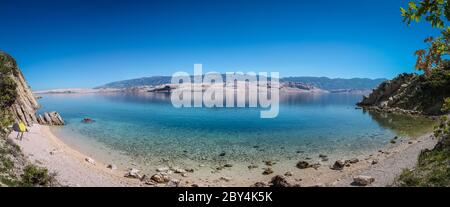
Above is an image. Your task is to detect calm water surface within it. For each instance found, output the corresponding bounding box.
[37,92,436,168]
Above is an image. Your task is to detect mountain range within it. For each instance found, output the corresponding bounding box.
[96,75,386,91]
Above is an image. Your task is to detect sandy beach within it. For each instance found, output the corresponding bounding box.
[8,124,437,187]
[10,124,140,187]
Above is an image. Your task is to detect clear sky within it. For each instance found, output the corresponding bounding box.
[1,0,440,90]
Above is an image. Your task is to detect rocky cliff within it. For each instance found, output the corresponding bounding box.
[0,52,64,127]
[358,62,450,115]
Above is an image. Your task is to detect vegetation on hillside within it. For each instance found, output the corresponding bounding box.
[0,51,57,187]
[0,52,17,138]
[393,0,450,186]
[394,114,450,186]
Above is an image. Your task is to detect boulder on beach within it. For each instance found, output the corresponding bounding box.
[346,158,359,164]
[352,175,375,186]
[296,161,311,169]
[331,160,345,170]
[172,167,186,174]
[262,168,274,175]
[151,173,171,183]
[125,168,142,179]
[157,167,170,172]
[85,157,95,165]
[107,164,117,170]
[270,175,292,187]
[371,159,379,165]
[166,179,181,187]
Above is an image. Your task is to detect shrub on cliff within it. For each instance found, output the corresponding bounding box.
[0,52,18,136]
[0,52,17,110]
[420,61,450,96]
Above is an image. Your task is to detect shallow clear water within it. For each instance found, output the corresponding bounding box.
[38,92,436,168]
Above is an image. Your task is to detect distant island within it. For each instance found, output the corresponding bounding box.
[75,75,387,95]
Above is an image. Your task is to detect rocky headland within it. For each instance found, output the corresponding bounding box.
[357,61,450,186]
[358,62,450,116]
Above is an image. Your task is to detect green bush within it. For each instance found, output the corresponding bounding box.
[0,52,18,139]
[21,165,57,187]
[443,98,450,113]
[394,116,450,187]
[421,61,450,96]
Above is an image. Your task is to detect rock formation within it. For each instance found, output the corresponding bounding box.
[37,112,65,126]
[358,67,450,116]
[1,51,64,126]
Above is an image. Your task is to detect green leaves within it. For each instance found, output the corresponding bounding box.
[443,97,450,112]
[409,2,418,10]
[402,0,450,75]
[402,0,450,28]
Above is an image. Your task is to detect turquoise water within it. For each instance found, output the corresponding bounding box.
[38,92,435,167]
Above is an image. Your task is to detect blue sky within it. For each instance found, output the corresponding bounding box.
[0,0,440,90]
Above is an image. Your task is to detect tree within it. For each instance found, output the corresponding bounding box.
[401,0,450,75]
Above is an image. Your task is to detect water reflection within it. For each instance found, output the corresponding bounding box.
[363,109,437,138]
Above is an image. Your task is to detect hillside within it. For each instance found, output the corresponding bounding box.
[358,61,450,115]
[1,52,58,186]
[359,61,450,186]
[96,75,386,91]
[282,77,386,91]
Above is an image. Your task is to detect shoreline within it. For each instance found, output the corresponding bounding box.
[10,124,437,187]
[10,124,140,187]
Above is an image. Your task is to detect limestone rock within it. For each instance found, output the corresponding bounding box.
[40,112,65,126]
[107,164,117,170]
[125,168,142,179]
[296,161,311,169]
[353,175,375,186]
[151,173,171,183]
[157,167,170,172]
[270,175,292,187]
[262,168,274,175]
[85,157,95,165]
[165,179,181,187]
[220,177,232,182]
[331,160,345,170]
